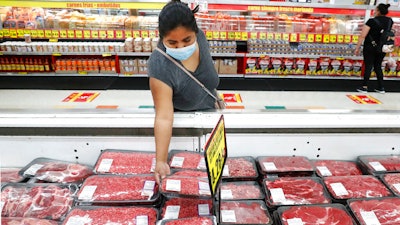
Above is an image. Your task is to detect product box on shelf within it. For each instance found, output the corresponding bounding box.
[119,58,139,75]
[219,200,272,225]
[245,57,259,75]
[219,59,237,74]
[222,156,258,181]
[160,197,214,220]
[257,57,270,75]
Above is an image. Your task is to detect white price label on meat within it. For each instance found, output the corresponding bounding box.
[316,166,332,176]
[198,203,210,216]
[150,158,156,172]
[360,211,382,225]
[270,188,287,203]
[198,181,211,195]
[78,185,97,200]
[24,163,44,176]
[222,165,230,176]
[166,179,181,192]
[393,183,400,193]
[369,162,387,172]
[221,189,234,199]
[330,182,349,196]
[287,218,305,225]
[165,205,180,219]
[197,157,206,170]
[170,156,184,168]
[141,180,155,197]
[97,158,113,172]
[65,216,91,225]
[263,162,278,171]
[221,210,237,223]
[136,215,149,225]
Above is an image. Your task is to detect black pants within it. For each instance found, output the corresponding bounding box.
[362,48,386,89]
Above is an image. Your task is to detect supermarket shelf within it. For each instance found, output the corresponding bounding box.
[0,72,119,77]
[218,74,244,78]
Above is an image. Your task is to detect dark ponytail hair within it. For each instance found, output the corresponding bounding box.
[158,0,199,39]
[377,3,390,16]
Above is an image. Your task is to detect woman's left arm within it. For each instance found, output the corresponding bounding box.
[355,24,370,55]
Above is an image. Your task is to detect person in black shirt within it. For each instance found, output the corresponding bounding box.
[355,3,392,94]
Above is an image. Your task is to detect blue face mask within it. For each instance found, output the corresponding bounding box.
[164,41,197,61]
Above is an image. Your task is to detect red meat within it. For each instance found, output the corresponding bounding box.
[360,155,400,173]
[62,206,158,225]
[161,197,213,219]
[348,198,400,225]
[77,175,158,203]
[169,151,205,170]
[280,205,354,225]
[220,181,263,200]
[382,173,400,196]
[323,175,392,200]
[222,157,258,180]
[264,177,330,206]
[94,150,156,174]
[163,216,216,225]
[170,170,208,178]
[161,176,211,198]
[1,168,24,183]
[219,201,271,224]
[257,156,313,176]
[313,160,363,177]
[2,217,59,225]
[1,184,74,220]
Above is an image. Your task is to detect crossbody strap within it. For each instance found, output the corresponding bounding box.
[155,47,219,101]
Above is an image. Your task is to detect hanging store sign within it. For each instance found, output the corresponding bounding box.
[62,92,100,103]
[0,1,165,9]
[347,95,381,104]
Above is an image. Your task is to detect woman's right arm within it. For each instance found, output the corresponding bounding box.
[149,77,174,184]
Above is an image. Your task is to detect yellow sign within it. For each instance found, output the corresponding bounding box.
[204,115,227,196]
[299,34,307,42]
[84,30,92,39]
[282,33,289,42]
[259,32,267,40]
[307,34,314,42]
[92,30,99,39]
[213,31,220,40]
[337,35,344,43]
[99,30,107,39]
[67,30,75,38]
[220,31,227,40]
[228,32,235,40]
[60,30,67,38]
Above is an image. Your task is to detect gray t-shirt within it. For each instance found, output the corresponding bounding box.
[148,31,220,111]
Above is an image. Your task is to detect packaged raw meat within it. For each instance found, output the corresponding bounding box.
[348,197,400,225]
[357,155,400,175]
[381,173,400,197]
[160,197,213,219]
[19,157,93,183]
[263,177,331,209]
[1,167,25,183]
[94,149,156,174]
[169,169,208,178]
[76,174,160,206]
[157,216,217,225]
[1,183,76,220]
[220,181,264,201]
[222,156,258,181]
[62,206,158,225]
[256,156,314,177]
[323,175,392,203]
[312,160,363,177]
[219,200,272,224]
[276,204,356,225]
[160,174,211,199]
[168,150,207,170]
[1,217,59,225]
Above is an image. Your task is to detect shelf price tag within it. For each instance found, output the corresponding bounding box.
[102,53,112,57]
[206,31,213,40]
[37,30,45,38]
[17,29,24,38]
[241,32,248,41]
[91,30,99,39]
[75,30,83,39]
[30,30,37,38]
[0,30,3,39]
[213,31,220,40]
[299,33,307,42]
[290,33,298,42]
[228,32,235,40]
[67,30,75,38]
[259,32,266,40]
[250,32,258,40]
[282,33,289,42]
[141,30,148,39]
[149,30,156,39]
[329,34,337,43]
[99,30,107,39]
[220,31,227,40]
[274,33,282,41]
[24,29,31,35]
[52,30,59,38]
[315,34,322,43]
[337,34,344,43]
[323,34,330,43]
[107,30,115,39]
[352,35,359,44]
[125,30,132,38]
[115,30,124,39]
[59,30,67,38]
[267,33,274,40]
[234,32,241,40]
[344,35,352,43]
[49,38,58,42]
[10,29,17,38]
[44,30,52,38]
[2,29,10,37]
[84,30,91,39]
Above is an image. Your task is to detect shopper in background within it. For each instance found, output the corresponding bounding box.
[148,0,220,184]
[355,3,392,94]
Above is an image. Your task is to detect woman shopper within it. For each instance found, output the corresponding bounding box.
[355,3,393,94]
[148,0,221,184]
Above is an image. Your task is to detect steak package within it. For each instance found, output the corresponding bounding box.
[357,155,400,175]
[160,173,211,198]
[323,175,392,202]
[157,216,217,225]
[219,200,272,224]
[168,150,207,170]
[312,160,363,177]
[220,181,264,201]
[76,174,159,205]
[94,149,156,174]
[62,206,158,225]
[1,183,76,220]
[276,204,356,225]
[263,177,331,209]
[19,157,93,183]
[348,197,400,225]
[222,156,258,181]
[160,197,213,219]
[1,168,25,183]
[1,217,59,225]
[381,173,400,197]
[256,156,314,177]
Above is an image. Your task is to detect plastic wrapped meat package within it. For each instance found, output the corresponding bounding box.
[76,174,159,205]
[1,217,59,225]
[357,155,400,175]
[219,200,272,224]
[160,197,213,220]
[19,157,93,183]
[222,156,258,181]
[157,216,217,225]
[160,173,211,198]
[220,181,264,201]
[168,150,207,170]
[348,197,400,225]
[94,149,156,174]
[1,168,25,183]
[312,159,363,177]
[381,173,400,197]
[1,183,76,221]
[256,156,314,177]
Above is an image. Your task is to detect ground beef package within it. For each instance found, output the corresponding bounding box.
[1,183,76,221]
[220,181,264,201]
[219,200,272,224]
[276,204,356,225]
[348,197,400,225]
[222,156,258,181]
[168,150,207,170]
[157,216,218,225]
[381,173,400,197]
[312,159,363,177]
[1,217,59,225]
[256,156,314,177]
[160,197,213,220]
[357,155,400,175]
[76,174,159,205]
[94,149,156,175]
[62,206,158,225]
[1,168,25,183]
[263,177,331,209]
[19,157,93,183]
[160,172,211,198]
